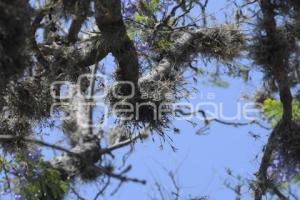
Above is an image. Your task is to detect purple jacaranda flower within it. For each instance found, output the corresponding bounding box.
[161,0,174,7]
[138,42,150,52]
[15,194,25,200]
[27,149,42,161]
[124,6,137,18]
[268,151,300,184]
[123,0,138,18]
[19,177,28,185]
[10,165,27,177]
[32,169,42,180]
[0,188,11,196]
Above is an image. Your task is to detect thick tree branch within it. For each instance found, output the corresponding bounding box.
[0,135,76,156]
[259,0,293,122]
[254,1,294,199]
[67,0,91,44]
[94,0,139,85]
[139,27,243,83]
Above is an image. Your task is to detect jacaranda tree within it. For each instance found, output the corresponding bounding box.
[0,0,299,199]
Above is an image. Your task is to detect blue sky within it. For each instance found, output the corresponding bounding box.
[101,76,268,200]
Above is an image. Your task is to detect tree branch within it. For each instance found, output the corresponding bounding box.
[95,0,139,85]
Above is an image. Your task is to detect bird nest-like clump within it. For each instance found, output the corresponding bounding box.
[0,0,31,105]
[250,27,296,72]
[107,79,177,131]
[275,121,300,165]
[194,25,244,61]
[5,77,53,121]
[0,77,54,152]
[0,109,32,152]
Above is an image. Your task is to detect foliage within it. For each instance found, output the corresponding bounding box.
[0,149,68,200]
[263,98,300,126]
[20,164,68,200]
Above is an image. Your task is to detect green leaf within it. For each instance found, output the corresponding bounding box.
[155,38,172,50]
[134,14,147,23]
[149,0,160,11]
[294,174,300,184]
[262,98,300,126]
[20,162,69,200]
